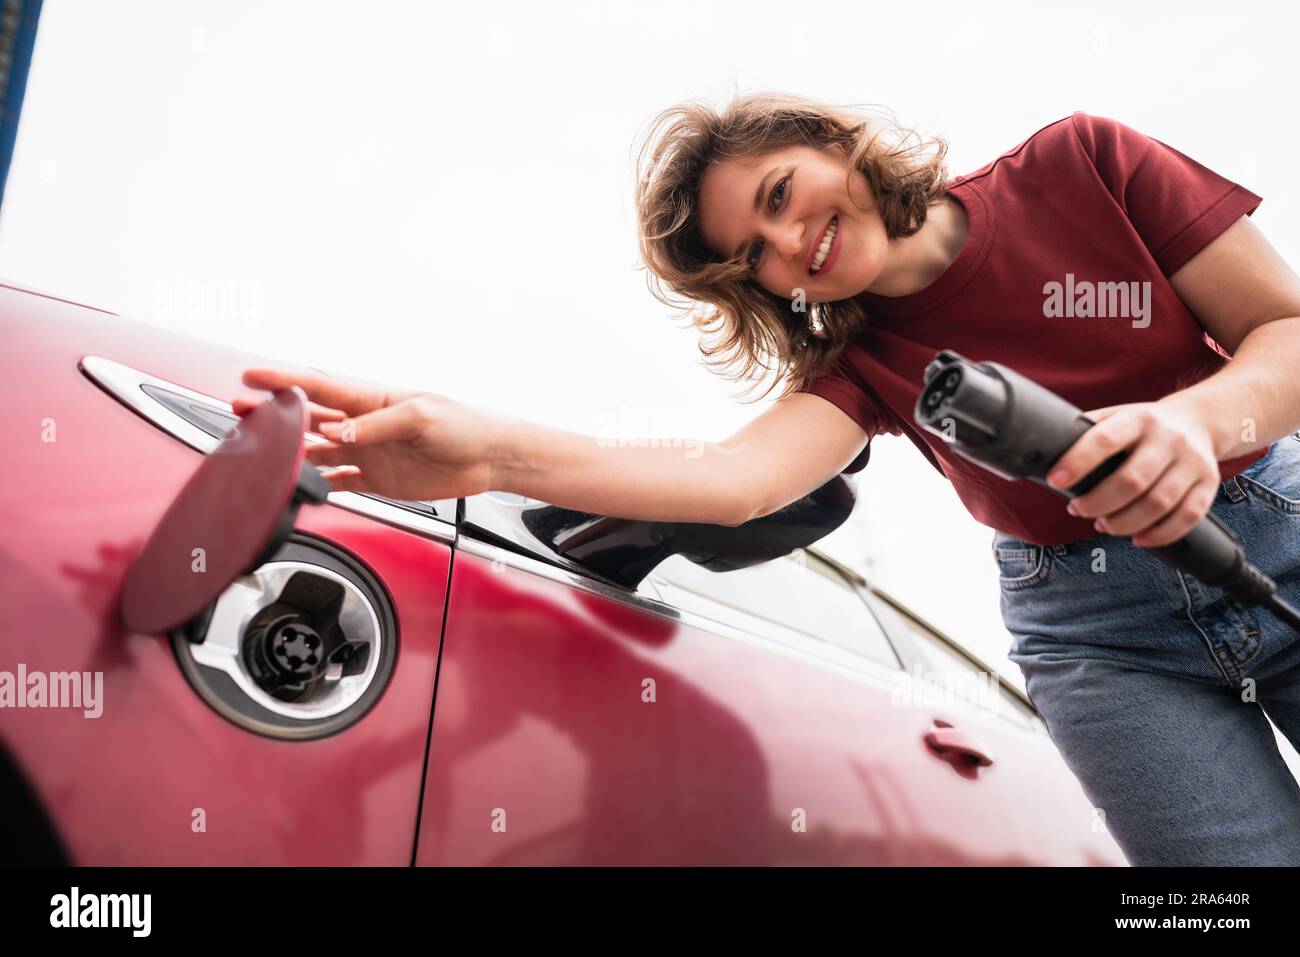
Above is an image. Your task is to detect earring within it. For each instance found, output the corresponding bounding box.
[807,311,827,339]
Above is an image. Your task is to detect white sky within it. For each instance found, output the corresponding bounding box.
[3,0,1299,701]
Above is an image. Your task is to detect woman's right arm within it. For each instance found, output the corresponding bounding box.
[492,391,868,525]
[235,369,869,528]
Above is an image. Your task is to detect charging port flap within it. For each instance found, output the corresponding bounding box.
[119,387,330,635]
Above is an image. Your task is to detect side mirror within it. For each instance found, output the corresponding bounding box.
[519,475,856,590]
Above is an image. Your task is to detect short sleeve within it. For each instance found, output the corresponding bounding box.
[1070,111,1263,277]
[797,360,893,474]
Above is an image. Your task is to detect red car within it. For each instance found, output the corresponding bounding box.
[0,279,1125,866]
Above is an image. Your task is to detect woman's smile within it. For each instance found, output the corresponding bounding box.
[808,214,841,276]
[696,143,890,302]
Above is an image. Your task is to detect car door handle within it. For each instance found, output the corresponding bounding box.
[924,723,995,769]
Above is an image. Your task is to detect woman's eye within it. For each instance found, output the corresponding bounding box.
[745,174,790,272]
[771,175,789,209]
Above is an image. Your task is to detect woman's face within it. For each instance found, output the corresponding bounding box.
[697,142,890,303]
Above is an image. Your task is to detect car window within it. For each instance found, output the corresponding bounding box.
[865,595,1041,730]
[650,549,899,668]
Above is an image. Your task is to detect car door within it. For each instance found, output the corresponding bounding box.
[416,531,1062,864]
[648,547,1062,864]
[863,589,1127,865]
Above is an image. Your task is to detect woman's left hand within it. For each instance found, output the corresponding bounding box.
[1047,400,1221,549]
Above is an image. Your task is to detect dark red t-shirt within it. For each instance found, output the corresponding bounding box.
[798,111,1266,545]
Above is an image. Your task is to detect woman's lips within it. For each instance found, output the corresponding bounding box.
[810,215,842,277]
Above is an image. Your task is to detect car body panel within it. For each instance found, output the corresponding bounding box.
[415,539,1124,865]
[0,283,452,864]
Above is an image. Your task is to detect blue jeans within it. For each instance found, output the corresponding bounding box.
[996,431,1300,866]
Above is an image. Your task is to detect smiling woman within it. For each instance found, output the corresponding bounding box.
[234,91,1300,867]
[633,91,950,398]
[627,91,1300,867]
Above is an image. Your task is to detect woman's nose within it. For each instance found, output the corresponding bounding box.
[775,224,806,263]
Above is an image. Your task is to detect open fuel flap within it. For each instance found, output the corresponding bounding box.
[112,384,396,740]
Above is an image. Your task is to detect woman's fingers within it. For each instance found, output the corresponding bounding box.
[1081,406,1121,423]
[1069,442,1174,519]
[318,466,370,494]
[232,394,350,432]
[240,367,419,417]
[306,401,349,434]
[1131,480,1218,548]
[304,442,356,469]
[309,401,348,422]
[318,401,423,446]
[1049,410,1146,489]
[1095,465,1198,537]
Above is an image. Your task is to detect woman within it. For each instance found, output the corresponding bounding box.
[235,92,1300,866]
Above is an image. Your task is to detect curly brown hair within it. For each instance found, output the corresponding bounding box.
[633,89,951,401]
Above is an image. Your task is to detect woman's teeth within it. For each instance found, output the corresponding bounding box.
[811,216,837,273]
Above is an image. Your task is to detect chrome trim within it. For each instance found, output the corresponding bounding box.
[456,533,668,613]
[804,546,868,589]
[811,545,1039,723]
[456,535,937,702]
[460,536,1044,741]
[78,355,456,546]
[647,550,904,670]
[190,561,383,720]
[867,585,1042,723]
[470,535,1051,739]
[323,493,456,545]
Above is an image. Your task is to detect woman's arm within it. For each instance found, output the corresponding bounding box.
[235,370,869,528]
[1046,214,1300,548]
[492,391,868,525]
[1159,214,1300,459]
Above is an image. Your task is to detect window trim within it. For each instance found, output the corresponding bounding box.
[864,586,1040,721]
[458,535,908,693]
[649,547,903,670]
